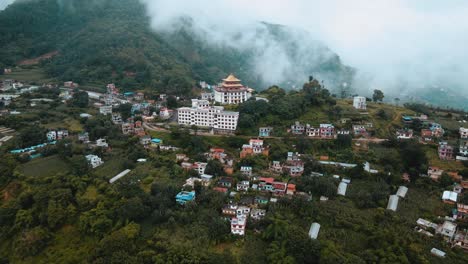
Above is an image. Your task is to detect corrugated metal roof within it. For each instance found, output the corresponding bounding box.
[337,182,348,196]
[109,169,131,184]
[396,186,408,198]
[387,195,399,211]
[309,223,320,239]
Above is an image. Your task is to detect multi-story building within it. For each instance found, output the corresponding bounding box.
[306,125,320,137]
[259,127,273,137]
[99,105,112,115]
[214,74,252,104]
[353,96,367,110]
[284,152,304,177]
[46,130,69,141]
[438,142,455,160]
[231,216,247,235]
[177,99,239,131]
[240,139,269,158]
[237,181,250,192]
[291,121,306,135]
[240,166,253,177]
[111,113,122,125]
[460,139,468,156]
[430,123,444,138]
[122,122,135,135]
[353,125,368,137]
[320,124,335,138]
[396,129,414,139]
[460,127,468,139]
[192,162,207,175]
[270,161,283,174]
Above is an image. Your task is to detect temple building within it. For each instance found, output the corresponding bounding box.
[214,74,252,104]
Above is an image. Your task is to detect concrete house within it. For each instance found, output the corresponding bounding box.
[353,96,367,110]
[438,142,454,160]
[176,191,196,205]
[86,154,103,168]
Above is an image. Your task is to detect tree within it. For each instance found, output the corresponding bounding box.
[14,227,51,257]
[70,90,89,108]
[167,96,178,109]
[204,160,225,177]
[336,134,352,149]
[372,89,384,102]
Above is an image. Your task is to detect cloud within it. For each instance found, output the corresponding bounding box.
[140,0,468,97]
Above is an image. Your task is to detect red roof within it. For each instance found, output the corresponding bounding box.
[213,187,228,193]
[211,148,225,153]
[287,184,296,191]
[260,177,275,184]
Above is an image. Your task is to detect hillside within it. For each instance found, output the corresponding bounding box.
[0,0,354,94]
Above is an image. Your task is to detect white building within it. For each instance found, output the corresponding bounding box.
[240,166,253,177]
[436,221,457,239]
[99,105,112,115]
[86,155,103,168]
[214,74,252,104]
[460,139,468,156]
[231,216,247,235]
[111,113,122,124]
[460,127,468,139]
[177,99,239,131]
[96,138,108,148]
[193,162,207,175]
[353,96,367,110]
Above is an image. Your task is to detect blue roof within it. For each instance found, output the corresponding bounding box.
[176,191,196,204]
[151,138,162,143]
[124,92,134,96]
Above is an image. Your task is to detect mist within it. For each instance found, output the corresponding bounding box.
[140,0,468,99]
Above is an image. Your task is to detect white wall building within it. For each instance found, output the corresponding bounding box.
[353,96,367,110]
[214,74,252,104]
[86,155,103,168]
[231,216,247,235]
[99,105,112,115]
[460,127,468,139]
[177,99,239,131]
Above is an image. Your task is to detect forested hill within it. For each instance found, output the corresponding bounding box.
[0,0,354,94]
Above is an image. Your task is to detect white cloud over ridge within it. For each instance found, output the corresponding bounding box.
[140,0,468,97]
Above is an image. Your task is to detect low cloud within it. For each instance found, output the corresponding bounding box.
[140,0,468,97]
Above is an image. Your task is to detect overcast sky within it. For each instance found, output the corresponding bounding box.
[140,0,468,95]
[2,0,468,95]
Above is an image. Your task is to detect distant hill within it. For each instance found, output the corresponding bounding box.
[0,0,354,94]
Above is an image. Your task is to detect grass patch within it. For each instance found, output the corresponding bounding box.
[423,145,465,171]
[19,155,70,178]
[0,66,55,83]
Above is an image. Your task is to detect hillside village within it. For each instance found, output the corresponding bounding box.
[1,69,468,263]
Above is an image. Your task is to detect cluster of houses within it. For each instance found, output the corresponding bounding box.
[411,178,468,251]
[436,127,468,161]
[289,121,372,139]
[268,152,305,177]
[46,130,69,141]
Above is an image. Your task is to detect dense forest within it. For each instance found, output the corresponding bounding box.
[0,0,354,94]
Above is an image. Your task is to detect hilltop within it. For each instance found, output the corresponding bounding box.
[0,0,354,95]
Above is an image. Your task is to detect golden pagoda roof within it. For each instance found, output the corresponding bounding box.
[223,74,241,82]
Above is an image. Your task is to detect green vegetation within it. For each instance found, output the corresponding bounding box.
[0,0,353,95]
